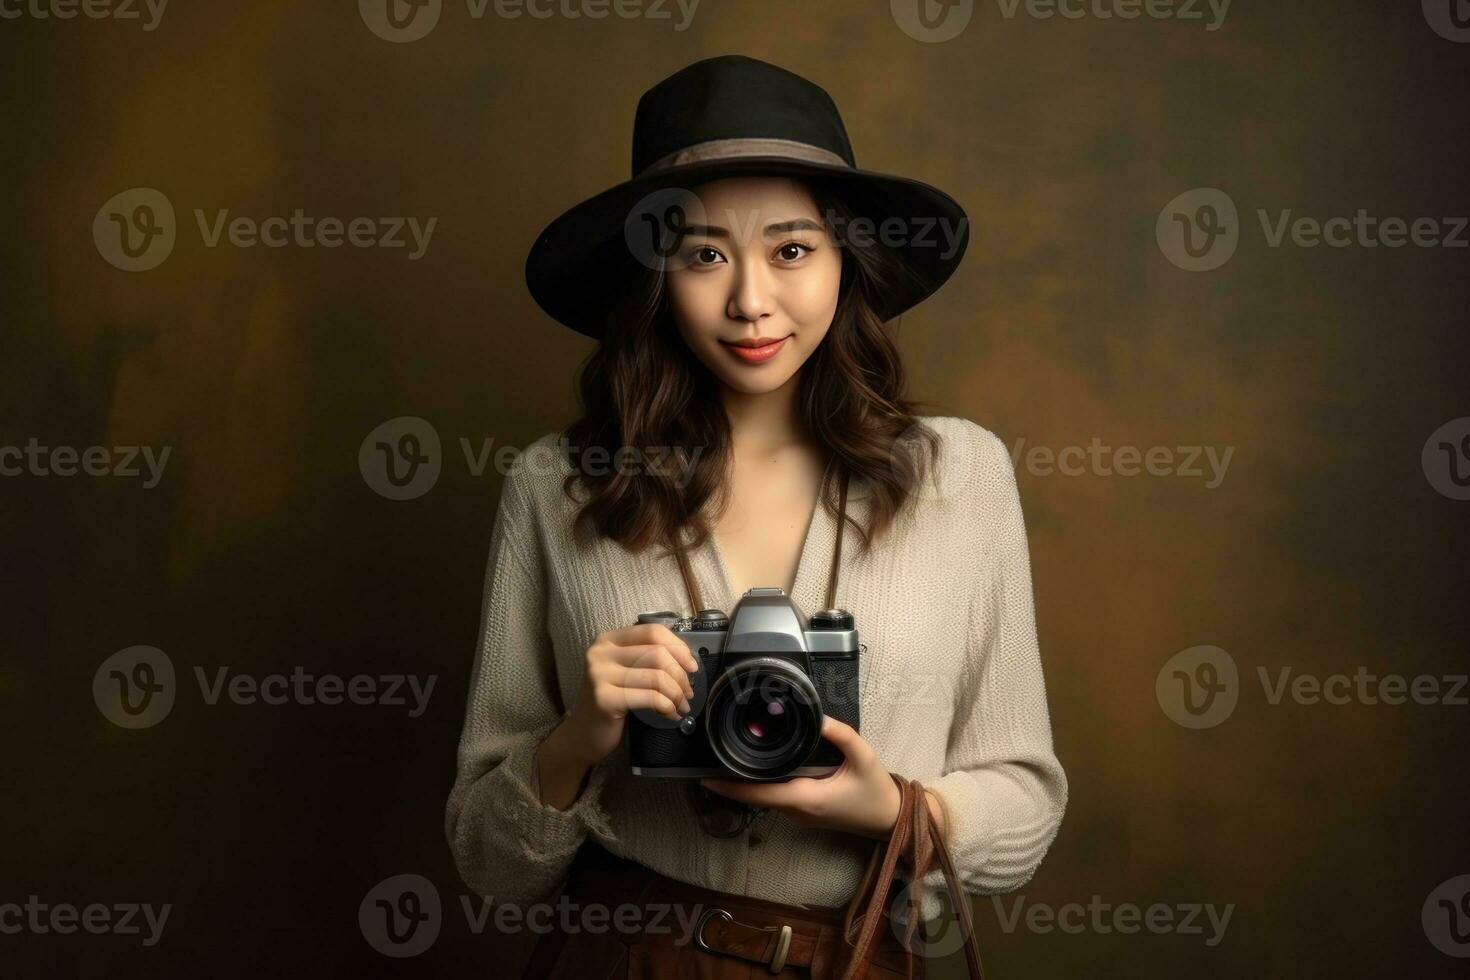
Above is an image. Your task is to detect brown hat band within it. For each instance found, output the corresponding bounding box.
[635,137,851,178]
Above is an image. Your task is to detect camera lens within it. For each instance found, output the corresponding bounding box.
[735,683,797,747]
[707,659,823,780]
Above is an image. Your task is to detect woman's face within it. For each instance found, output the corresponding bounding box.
[665,176,842,396]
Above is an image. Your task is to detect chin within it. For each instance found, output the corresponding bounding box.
[719,370,797,395]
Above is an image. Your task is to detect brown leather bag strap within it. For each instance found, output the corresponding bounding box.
[840,777,914,979]
[839,774,986,980]
[674,468,851,616]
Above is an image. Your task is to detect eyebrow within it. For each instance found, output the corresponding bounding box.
[679,217,826,238]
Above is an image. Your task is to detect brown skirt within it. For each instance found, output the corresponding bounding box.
[520,840,924,979]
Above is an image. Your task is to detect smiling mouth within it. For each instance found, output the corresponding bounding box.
[720,335,791,364]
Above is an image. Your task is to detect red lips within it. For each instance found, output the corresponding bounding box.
[720,335,791,364]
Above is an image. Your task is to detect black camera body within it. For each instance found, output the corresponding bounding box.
[627,587,860,781]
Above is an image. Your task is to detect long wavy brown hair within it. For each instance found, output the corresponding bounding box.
[561,175,941,558]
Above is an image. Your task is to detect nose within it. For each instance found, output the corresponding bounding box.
[726,257,777,325]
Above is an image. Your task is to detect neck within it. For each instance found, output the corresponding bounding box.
[719,371,811,457]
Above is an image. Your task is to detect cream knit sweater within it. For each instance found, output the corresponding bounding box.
[445,415,1067,916]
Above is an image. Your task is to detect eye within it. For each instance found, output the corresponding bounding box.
[689,245,725,266]
[775,241,816,263]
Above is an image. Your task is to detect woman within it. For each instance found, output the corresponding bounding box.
[445,55,1067,978]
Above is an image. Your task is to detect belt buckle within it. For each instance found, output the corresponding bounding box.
[694,907,794,974]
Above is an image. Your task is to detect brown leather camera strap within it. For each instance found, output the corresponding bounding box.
[673,541,704,617]
[673,469,850,616]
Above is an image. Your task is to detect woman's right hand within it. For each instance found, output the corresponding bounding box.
[563,624,700,766]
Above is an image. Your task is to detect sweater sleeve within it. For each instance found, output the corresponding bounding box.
[906,423,1068,906]
[444,456,618,907]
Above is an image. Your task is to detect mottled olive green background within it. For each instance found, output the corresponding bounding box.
[3,1,1468,977]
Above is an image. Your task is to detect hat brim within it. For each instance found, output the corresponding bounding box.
[524,157,970,339]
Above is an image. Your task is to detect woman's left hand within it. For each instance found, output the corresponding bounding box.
[700,716,901,840]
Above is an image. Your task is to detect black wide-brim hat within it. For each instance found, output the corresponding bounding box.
[525,55,970,340]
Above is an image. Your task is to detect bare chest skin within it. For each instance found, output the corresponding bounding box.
[711,445,827,599]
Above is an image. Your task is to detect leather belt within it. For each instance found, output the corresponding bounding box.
[560,842,918,976]
[688,902,913,975]
[696,907,801,973]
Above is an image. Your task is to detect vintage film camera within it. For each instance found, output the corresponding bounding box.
[627,587,860,781]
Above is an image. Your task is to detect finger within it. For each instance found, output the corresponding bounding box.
[612,632,699,676]
[617,658,690,705]
[597,685,681,721]
[701,777,811,809]
[605,644,696,698]
[624,624,697,669]
[637,646,696,700]
[620,667,692,711]
[819,715,869,763]
[655,627,700,674]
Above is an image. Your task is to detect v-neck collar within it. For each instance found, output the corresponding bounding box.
[696,475,869,616]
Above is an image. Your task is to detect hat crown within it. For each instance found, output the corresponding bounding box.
[631,55,856,177]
